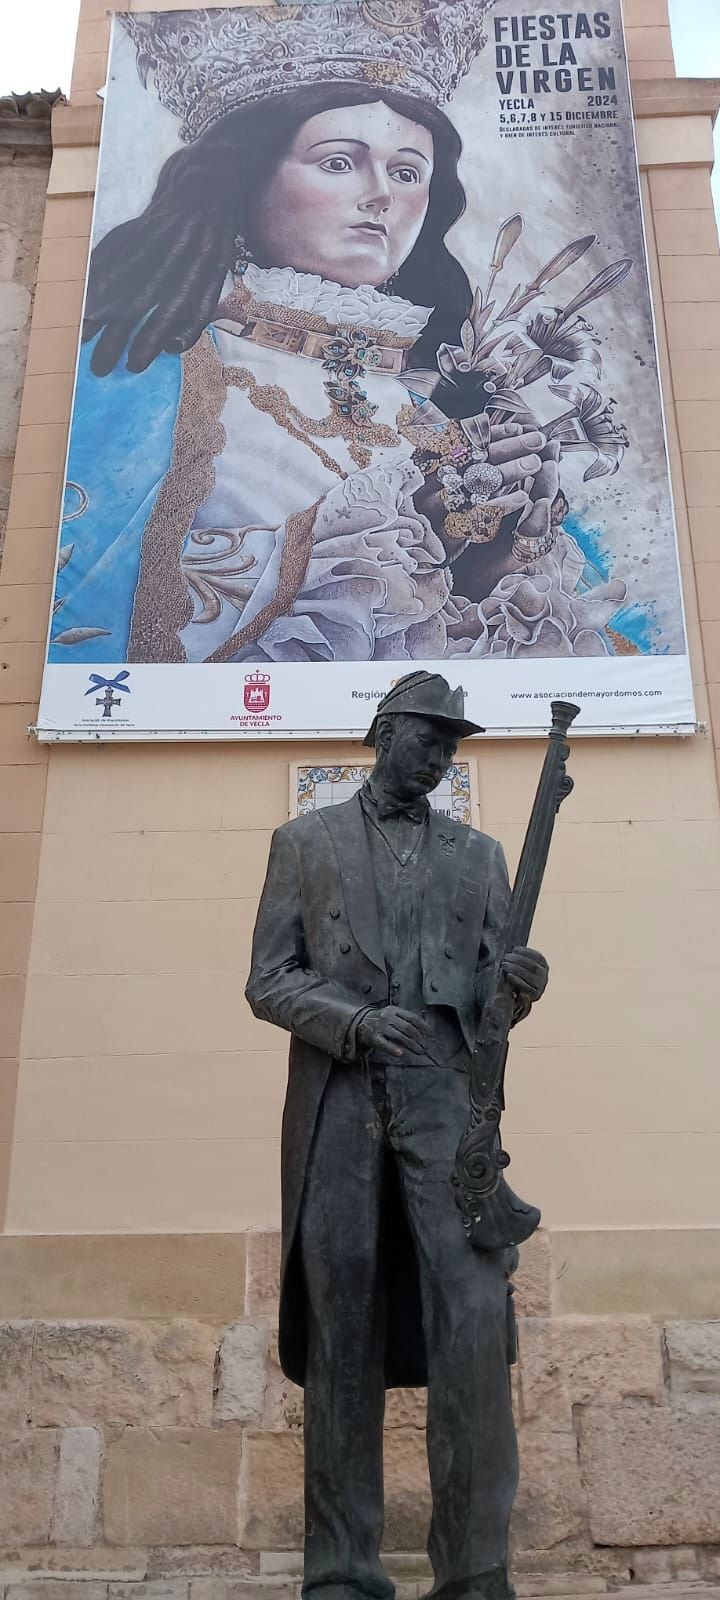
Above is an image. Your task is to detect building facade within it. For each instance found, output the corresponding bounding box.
[0,91,60,561]
[1,0,720,1587]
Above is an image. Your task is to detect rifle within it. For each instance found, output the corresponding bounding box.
[452,700,580,1252]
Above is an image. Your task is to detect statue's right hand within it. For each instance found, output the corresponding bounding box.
[357,1006,431,1060]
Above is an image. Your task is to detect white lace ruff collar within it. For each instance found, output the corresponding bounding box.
[240,263,433,341]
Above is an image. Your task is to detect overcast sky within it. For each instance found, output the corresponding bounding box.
[1,0,719,210]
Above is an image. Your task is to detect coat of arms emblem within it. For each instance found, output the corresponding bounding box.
[244,669,271,712]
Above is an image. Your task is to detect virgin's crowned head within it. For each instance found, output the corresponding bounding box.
[84,83,471,375]
[83,0,497,375]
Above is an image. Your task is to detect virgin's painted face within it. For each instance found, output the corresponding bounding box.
[252,101,434,288]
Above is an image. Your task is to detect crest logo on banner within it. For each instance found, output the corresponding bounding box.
[244,670,271,712]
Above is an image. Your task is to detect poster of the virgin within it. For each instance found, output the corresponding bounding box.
[36,0,696,738]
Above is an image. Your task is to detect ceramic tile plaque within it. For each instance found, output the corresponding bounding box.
[292,762,475,824]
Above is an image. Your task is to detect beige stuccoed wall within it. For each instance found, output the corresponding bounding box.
[2,0,720,1241]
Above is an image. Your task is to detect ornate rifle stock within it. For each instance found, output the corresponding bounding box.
[452,701,580,1251]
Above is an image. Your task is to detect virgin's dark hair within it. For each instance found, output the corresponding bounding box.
[84,82,471,375]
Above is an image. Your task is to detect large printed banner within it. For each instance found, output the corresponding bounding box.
[37,0,696,739]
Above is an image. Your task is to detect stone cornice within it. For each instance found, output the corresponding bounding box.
[42,77,720,153]
[0,120,53,153]
[0,89,64,153]
[632,75,720,121]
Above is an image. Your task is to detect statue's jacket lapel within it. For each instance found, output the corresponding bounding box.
[420,813,498,1052]
[318,795,385,975]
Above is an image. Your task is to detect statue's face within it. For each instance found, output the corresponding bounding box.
[381,714,458,800]
[252,100,434,288]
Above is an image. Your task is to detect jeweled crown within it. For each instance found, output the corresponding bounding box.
[120,0,497,142]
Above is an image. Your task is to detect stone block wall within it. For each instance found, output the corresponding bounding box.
[2,1231,720,1596]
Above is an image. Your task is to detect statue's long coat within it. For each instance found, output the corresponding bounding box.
[246,794,513,1389]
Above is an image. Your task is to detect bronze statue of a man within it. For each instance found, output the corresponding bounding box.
[246,671,549,1600]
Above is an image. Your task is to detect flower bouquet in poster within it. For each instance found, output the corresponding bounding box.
[403,217,634,659]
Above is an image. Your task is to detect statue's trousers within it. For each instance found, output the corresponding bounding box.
[299,1058,519,1600]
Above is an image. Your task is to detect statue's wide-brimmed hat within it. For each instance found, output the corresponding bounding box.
[363,671,485,747]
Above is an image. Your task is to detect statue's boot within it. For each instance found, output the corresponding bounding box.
[424,1566,517,1600]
